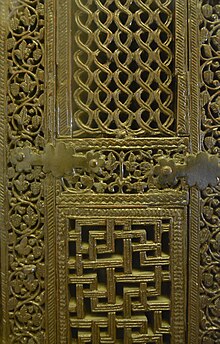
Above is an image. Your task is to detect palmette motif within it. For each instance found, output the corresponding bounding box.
[200,1,220,341]
[6,0,46,342]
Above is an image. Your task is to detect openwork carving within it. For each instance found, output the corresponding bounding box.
[3,0,215,342]
[6,0,45,341]
[69,218,171,342]
[62,145,186,193]
[57,207,186,343]
[200,0,220,340]
[200,1,220,154]
[72,0,175,137]
[200,185,220,340]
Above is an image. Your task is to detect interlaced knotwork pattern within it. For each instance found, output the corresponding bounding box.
[72,0,175,137]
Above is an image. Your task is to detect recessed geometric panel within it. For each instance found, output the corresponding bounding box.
[72,0,175,137]
[68,218,171,343]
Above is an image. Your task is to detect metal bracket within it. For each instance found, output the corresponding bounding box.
[10,143,220,190]
[10,142,105,178]
[154,152,220,190]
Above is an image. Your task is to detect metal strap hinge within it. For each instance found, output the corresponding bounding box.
[10,142,220,190]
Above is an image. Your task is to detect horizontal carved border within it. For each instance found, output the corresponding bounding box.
[57,191,189,207]
[57,137,189,149]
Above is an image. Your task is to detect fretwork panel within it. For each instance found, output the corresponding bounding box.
[68,218,171,343]
[71,0,175,137]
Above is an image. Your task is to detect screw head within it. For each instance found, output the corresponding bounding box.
[17,153,24,162]
[89,159,98,168]
[161,165,173,176]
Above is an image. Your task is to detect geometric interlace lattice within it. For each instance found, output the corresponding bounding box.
[72,0,175,137]
[68,218,171,343]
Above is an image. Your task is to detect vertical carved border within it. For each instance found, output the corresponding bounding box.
[45,0,57,342]
[190,0,220,342]
[199,1,220,342]
[176,0,189,135]
[188,1,201,343]
[57,208,69,344]
[56,0,72,137]
[189,0,201,153]
[3,0,47,342]
[171,208,187,344]
[0,0,8,342]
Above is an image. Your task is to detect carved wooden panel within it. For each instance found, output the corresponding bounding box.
[0,0,219,343]
[61,138,188,194]
[56,207,186,343]
[57,0,188,137]
[71,0,175,137]
[1,0,46,342]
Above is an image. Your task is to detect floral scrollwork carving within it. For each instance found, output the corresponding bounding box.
[200,1,220,339]
[6,0,46,341]
[10,142,188,194]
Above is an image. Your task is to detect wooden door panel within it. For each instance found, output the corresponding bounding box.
[0,0,220,343]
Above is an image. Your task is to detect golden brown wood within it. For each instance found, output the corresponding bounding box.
[0,0,219,343]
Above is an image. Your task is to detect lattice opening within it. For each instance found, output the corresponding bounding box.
[68,218,172,342]
[71,0,176,137]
